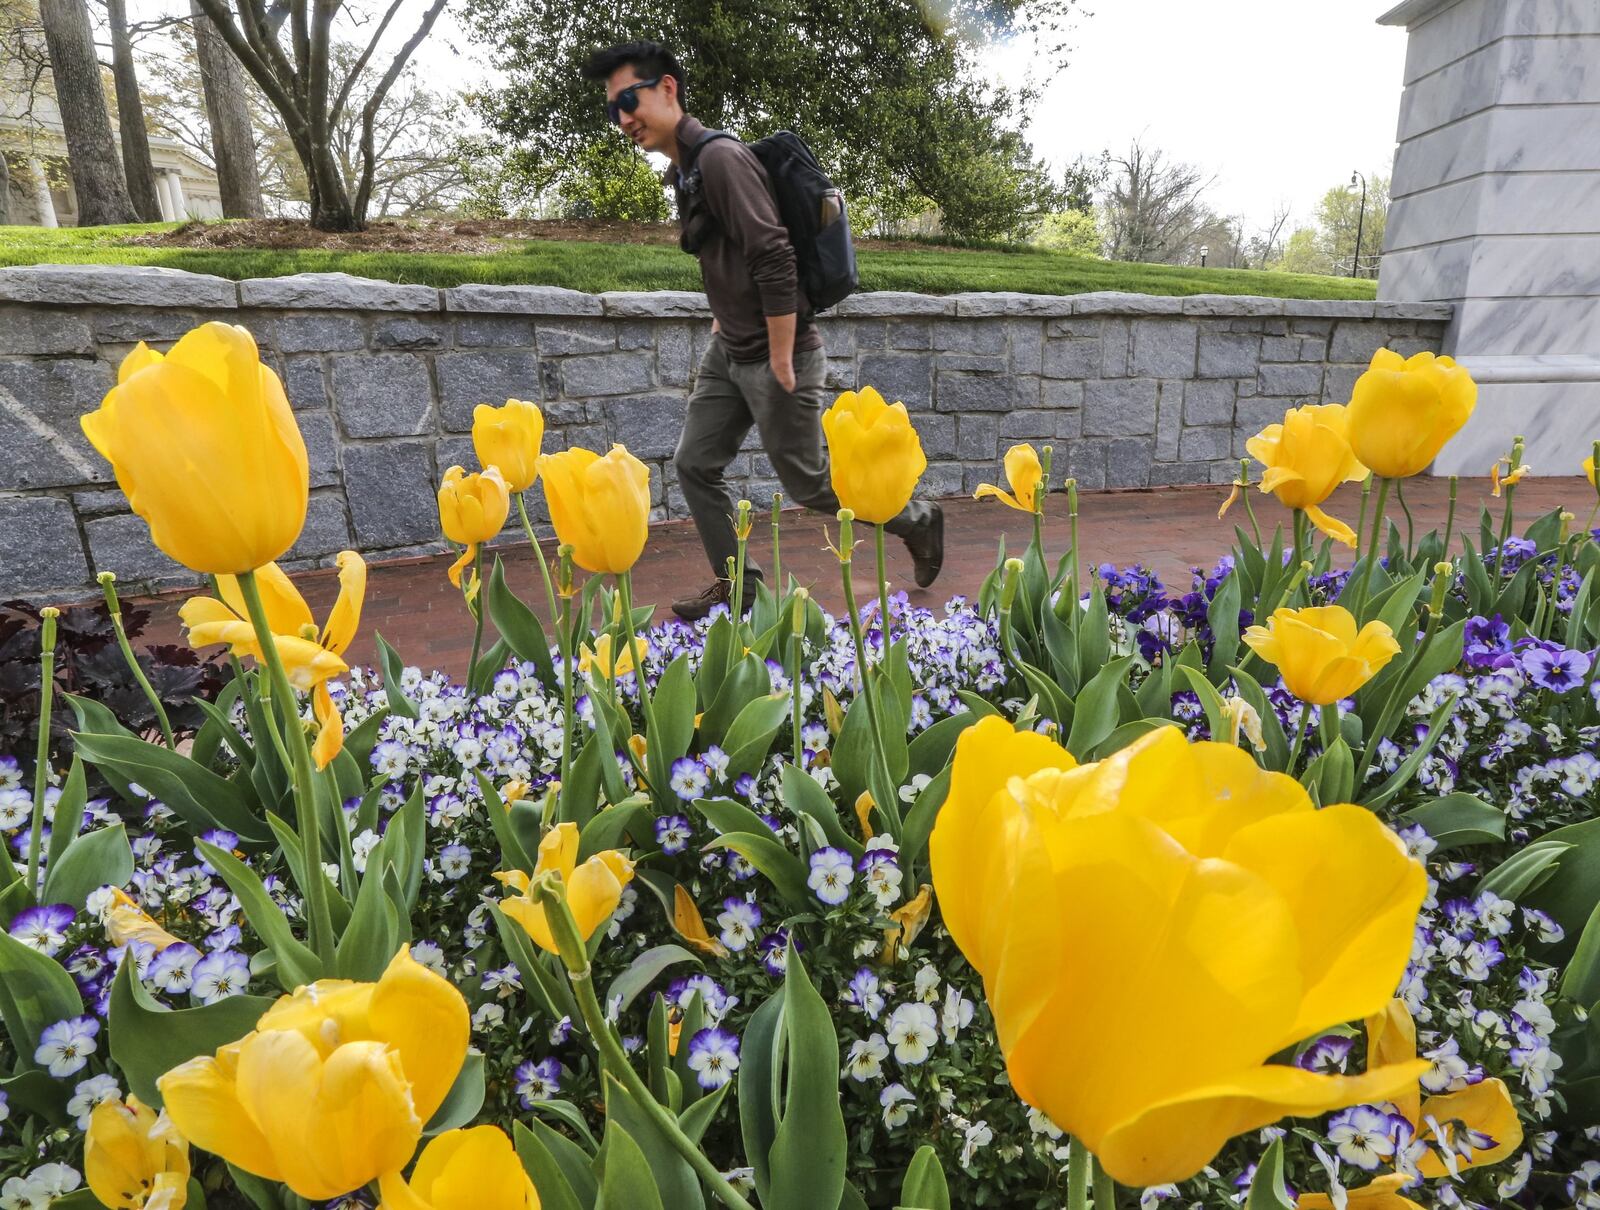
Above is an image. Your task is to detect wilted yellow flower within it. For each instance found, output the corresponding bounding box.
[1298,1175,1424,1209]
[1222,696,1267,753]
[378,1125,538,1210]
[1347,349,1477,479]
[438,465,511,591]
[85,1095,190,1210]
[540,445,651,575]
[497,823,635,954]
[1243,605,1401,706]
[80,323,309,575]
[180,552,366,768]
[1246,404,1367,546]
[472,399,545,494]
[104,888,183,952]
[974,444,1044,513]
[822,387,927,525]
[928,718,1428,1186]
[671,884,729,958]
[1490,456,1530,498]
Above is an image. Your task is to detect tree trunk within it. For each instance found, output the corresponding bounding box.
[37,0,138,225]
[189,0,262,218]
[105,0,163,222]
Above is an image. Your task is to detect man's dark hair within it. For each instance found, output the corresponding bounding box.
[581,41,686,105]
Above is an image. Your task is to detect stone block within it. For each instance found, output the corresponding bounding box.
[1008,320,1043,376]
[85,512,192,587]
[373,316,448,349]
[824,358,856,389]
[1045,319,1103,340]
[1235,397,1294,432]
[813,320,853,356]
[444,284,602,315]
[956,413,999,461]
[912,414,958,459]
[1101,320,1132,377]
[934,371,1016,413]
[1083,379,1158,437]
[936,352,1009,374]
[600,291,711,318]
[560,351,654,398]
[0,496,89,595]
[343,442,441,548]
[950,292,1076,317]
[273,314,366,353]
[1259,336,1301,362]
[1257,362,1324,399]
[999,410,1057,442]
[91,309,206,344]
[603,394,688,459]
[932,320,1005,354]
[282,357,327,410]
[617,322,653,351]
[658,324,693,387]
[832,292,954,317]
[0,265,236,308]
[287,492,353,560]
[330,354,435,438]
[888,321,931,350]
[920,462,966,497]
[858,353,932,409]
[1054,407,1083,440]
[72,489,125,518]
[1149,462,1217,487]
[1042,338,1100,379]
[297,410,341,488]
[852,320,887,349]
[1282,299,1378,318]
[1106,438,1154,488]
[1324,364,1362,402]
[1298,336,1329,361]
[0,359,115,490]
[1180,295,1285,317]
[1042,379,1085,408]
[1328,322,1391,363]
[1372,301,1452,322]
[1289,318,1334,337]
[240,272,437,312]
[1131,320,1199,377]
[1155,383,1183,461]
[961,465,998,494]
[455,316,536,348]
[1064,439,1107,489]
[1198,331,1260,378]
[1183,379,1237,427]
[1179,426,1234,461]
[436,351,543,430]
[0,307,93,355]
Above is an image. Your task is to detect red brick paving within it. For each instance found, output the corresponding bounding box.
[128,476,1593,679]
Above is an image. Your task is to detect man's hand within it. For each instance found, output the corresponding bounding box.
[770,355,797,393]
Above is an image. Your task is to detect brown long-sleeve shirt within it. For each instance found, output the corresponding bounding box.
[672,114,820,364]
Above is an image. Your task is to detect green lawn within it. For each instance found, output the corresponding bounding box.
[0,222,1379,299]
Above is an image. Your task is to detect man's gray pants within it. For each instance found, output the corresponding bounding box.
[673,334,933,581]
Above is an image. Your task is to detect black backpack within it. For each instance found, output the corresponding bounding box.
[680,129,859,312]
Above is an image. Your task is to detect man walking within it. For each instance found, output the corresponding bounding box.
[582,42,944,621]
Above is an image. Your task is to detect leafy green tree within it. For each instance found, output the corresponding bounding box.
[1032,208,1103,257]
[555,139,670,221]
[460,0,1077,239]
[1276,226,1331,276]
[1315,173,1388,278]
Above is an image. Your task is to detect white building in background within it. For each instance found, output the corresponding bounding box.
[1,70,223,226]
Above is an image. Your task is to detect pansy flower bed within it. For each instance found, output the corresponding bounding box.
[1,325,1599,1210]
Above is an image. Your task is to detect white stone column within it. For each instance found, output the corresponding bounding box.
[154,168,175,221]
[1378,0,1600,475]
[27,157,58,228]
[164,170,188,221]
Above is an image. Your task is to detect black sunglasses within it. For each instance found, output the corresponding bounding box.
[607,77,662,124]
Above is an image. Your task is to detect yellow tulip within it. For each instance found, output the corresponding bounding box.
[81,322,309,575]
[1585,454,1596,489]
[540,445,651,575]
[378,1125,538,1210]
[438,465,511,590]
[974,444,1044,513]
[497,822,635,954]
[928,718,1428,1186]
[578,632,639,680]
[85,1095,190,1210]
[822,387,927,525]
[180,552,366,768]
[1298,1174,1424,1209]
[1346,349,1477,479]
[105,888,183,952]
[671,884,730,958]
[1245,404,1367,546]
[473,399,546,495]
[1243,605,1401,706]
[1363,999,1523,1179]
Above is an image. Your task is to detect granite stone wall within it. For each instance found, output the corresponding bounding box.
[0,265,1452,598]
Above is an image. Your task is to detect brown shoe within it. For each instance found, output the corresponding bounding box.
[671,578,757,621]
[903,504,945,588]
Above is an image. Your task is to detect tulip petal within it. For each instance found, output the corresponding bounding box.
[973,483,1026,512]
[500,894,557,953]
[1415,1077,1523,1178]
[1304,505,1357,548]
[158,1050,283,1183]
[568,852,633,941]
[1297,1173,1425,1208]
[673,884,730,957]
[311,681,344,770]
[322,551,367,656]
[1364,999,1422,1126]
[407,1125,534,1210]
[367,946,472,1125]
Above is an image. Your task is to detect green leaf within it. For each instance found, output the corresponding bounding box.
[1075,576,1111,681]
[44,758,88,875]
[514,1119,594,1210]
[596,1106,667,1210]
[578,800,653,861]
[778,765,862,859]
[1303,735,1355,806]
[487,557,558,687]
[334,856,401,981]
[425,1051,486,1135]
[722,693,793,779]
[373,631,420,719]
[1225,664,1290,771]
[1245,1137,1295,1209]
[899,765,951,875]
[907,711,979,779]
[1176,665,1231,740]
[108,959,272,1106]
[1400,793,1506,850]
[737,988,785,1203]
[899,1145,952,1210]
[699,653,771,747]
[677,1080,729,1145]
[703,832,812,908]
[766,944,847,1210]
[1090,718,1179,760]
[603,1076,702,1210]
[0,924,83,1063]
[559,732,605,828]
[1205,569,1242,680]
[649,655,697,767]
[477,772,534,872]
[227,1163,287,1210]
[490,902,578,1022]
[197,840,323,991]
[1065,656,1132,759]
[1477,841,1574,903]
[1519,816,1600,963]
[42,823,133,912]
[72,729,271,844]
[692,796,778,843]
[605,945,702,1018]
[0,1068,68,1126]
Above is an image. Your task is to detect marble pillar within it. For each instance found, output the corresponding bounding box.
[1378,0,1600,475]
[27,158,58,228]
[165,170,189,221]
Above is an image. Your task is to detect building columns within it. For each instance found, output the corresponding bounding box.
[27,158,58,228]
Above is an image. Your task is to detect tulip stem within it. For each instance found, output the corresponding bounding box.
[1092,1162,1117,1209]
[617,573,665,809]
[236,571,337,965]
[1355,477,1391,617]
[837,515,903,836]
[1354,474,1372,558]
[516,494,560,622]
[26,609,59,898]
[875,524,892,661]
[1442,475,1459,560]
[1287,701,1313,775]
[558,592,575,789]
[771,493,783,590]
[466,547,487,694]
[1395,477,1416,558]
[1291,509,1308,574]
[537,880,758,1210]
[1066,1137,1091,1210]
[97,575,176,749]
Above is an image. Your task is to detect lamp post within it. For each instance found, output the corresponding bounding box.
[1200,244,1209,268]
[1350,170,1368,278]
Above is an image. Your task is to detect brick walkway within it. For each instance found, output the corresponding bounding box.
[131,476,1592,678]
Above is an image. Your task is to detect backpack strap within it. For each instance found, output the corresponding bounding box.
[678,129,739,194]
